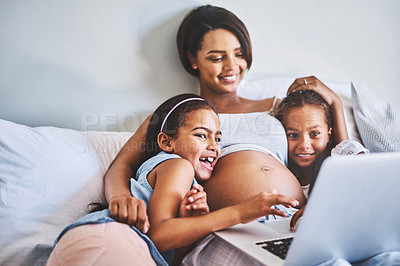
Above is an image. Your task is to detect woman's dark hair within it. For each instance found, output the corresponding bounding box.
[275,90,334,196]
[145,93,217,160]
[177,5,252,77]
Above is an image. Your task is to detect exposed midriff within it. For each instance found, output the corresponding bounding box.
[203,150,306,211]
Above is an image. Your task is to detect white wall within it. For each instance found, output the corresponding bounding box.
[1,0,399,131]
[207,0,400,106]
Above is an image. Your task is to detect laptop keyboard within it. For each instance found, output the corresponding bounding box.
[255,237,294,260]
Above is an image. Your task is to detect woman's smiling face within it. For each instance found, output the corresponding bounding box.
[190,29,248,95]
[283,104,332,168]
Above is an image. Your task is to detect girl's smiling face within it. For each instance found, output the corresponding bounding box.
[190,29,247,95]
[169,109,221,182]
[282,104,332,168]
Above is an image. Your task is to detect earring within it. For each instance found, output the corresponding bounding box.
[192,65,198,70]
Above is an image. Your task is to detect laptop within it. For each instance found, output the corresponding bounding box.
[214,152,400,265]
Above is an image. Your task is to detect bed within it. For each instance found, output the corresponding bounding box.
[1,77,399,265]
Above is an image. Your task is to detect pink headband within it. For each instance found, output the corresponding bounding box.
[160,97,205,133]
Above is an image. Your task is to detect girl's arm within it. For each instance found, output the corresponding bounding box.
[147,159,299,252]
[287,76,349,144]
[104,115,151,232]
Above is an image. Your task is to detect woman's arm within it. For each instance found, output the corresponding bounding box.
[287,76,349,144]
[104,115,151,232]
[147,159,299,252]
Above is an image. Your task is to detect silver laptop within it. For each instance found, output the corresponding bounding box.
[214,152,400,265]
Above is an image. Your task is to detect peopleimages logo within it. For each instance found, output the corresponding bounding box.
[81,112,149,132]
[219,113,285,135]
[81,112,287,134]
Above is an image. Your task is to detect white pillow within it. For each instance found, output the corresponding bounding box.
[351,83,400,152]
[0,119,131,265]
[237,77,361,143]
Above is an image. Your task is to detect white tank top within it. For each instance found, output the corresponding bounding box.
[218,110,288,165]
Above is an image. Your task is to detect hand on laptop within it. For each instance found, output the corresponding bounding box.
[290,205,305,231]
[236,189,299,224]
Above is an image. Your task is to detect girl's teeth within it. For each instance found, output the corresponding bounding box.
[200,157,215,163]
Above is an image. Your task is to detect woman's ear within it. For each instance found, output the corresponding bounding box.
[187,52,198,70]
[327,127,333,142]
[157,132,174,152]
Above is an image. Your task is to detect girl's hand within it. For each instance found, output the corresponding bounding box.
[236,190,299,224]
[290,205,306,231]
[179,184,209,217]
[287,76,342,107]
[109,196,150,234]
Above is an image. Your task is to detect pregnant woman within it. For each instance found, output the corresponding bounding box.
[48,5,322,266]
[105,5,308,226]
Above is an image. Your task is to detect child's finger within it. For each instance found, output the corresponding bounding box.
[270,194,299,208]
[267,208,288,218]
[185,184,205,202]
[191,201,209,210]
[191,184,204,193]
[187,189,198,202]
[186,196,207,210]
[190,202,209,213]
[188,190,207,204]
[181,189,198,205]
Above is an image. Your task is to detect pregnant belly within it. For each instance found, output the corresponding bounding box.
[203,150,306,211]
